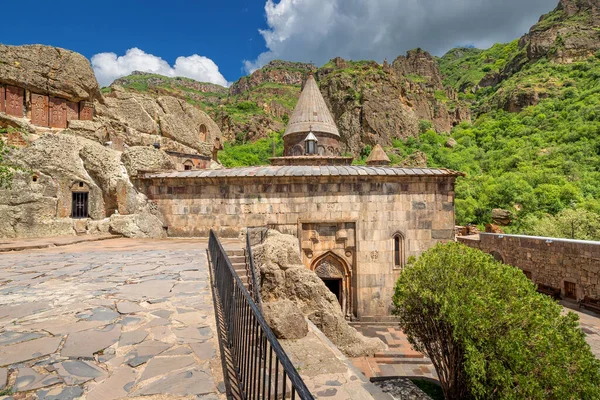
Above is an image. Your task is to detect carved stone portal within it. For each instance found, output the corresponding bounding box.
[311,252,351,318]
[302,222,356,318]
[315,261,344,279]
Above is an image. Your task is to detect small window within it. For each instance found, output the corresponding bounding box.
[72,192,89,219]
[306,140,316,155]
[183,160,194,171]
[199,124,207,142]
[393,232,405,269]
[564,281,577,300]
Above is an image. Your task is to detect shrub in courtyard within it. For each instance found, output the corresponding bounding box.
[392,242,600,399]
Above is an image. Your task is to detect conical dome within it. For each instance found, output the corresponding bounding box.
[284,75,340,137]
[366,144,391,166]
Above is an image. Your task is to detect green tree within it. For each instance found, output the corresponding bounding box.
[393,242,600,399]
[522,208,600,240]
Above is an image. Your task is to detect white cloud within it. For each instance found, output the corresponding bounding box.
[245,0,558,72]
[91,48,229,87]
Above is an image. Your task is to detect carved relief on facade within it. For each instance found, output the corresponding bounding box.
[49,97,67,128]
[6,86,24,117]
[79,101,94,121]
[302,222,356,318]
[314,260,344,279]
[0,86,5,113]
[31,93,49,127]
[66,101,79,122]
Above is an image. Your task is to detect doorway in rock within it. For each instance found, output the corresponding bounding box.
[322,278,342,307]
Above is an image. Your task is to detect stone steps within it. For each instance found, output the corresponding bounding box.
[225,248,251,292]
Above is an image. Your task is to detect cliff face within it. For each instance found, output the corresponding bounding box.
[523,0,600,63]
[0,44,224,239]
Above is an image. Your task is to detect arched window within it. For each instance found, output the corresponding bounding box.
[199,124,207,142]
[183,160,194,171]
[393,232,405,269]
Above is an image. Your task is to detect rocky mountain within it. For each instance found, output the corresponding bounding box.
[114,53,471,156]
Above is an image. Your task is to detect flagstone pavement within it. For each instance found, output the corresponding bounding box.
[0,238,238,400]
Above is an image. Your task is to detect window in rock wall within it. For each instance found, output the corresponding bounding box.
[393,232,405,269]
[72,190,89,219]
[199,124,207,142]
[183,160,194,171]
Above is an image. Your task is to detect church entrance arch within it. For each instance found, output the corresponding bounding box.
[310,251,352,318]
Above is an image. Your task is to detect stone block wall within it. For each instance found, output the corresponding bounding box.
[458,233,600,301]
[138,174,456,320]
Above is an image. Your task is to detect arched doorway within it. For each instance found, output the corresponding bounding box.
[310,252,352,318]
[490,250,504,263]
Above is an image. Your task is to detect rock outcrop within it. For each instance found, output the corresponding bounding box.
[0,44,101,102]
[229,60,314,96]
[253,230,386,357]
[93,86,220,157]
[262,300,309,340]
[522,0,600,63]
[1,133,166,238]
[0,44,224,239]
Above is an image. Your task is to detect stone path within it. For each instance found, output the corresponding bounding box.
[350,324,437,381]
[351,303,600,382]
[0,234,120,253]
[0,238,233,400]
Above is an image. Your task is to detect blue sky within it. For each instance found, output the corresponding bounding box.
[1,0,558,87]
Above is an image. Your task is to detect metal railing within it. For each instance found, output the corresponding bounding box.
[209,230,313,400]
[245,228,263,310]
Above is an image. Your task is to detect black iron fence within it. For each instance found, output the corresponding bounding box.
[209,230,313,400]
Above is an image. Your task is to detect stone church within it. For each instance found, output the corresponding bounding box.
[137,75,461,321]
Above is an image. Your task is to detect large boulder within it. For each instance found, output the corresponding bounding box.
[121,146,175,178]
[253,230,386,357]
[0,44,100,102]
[262,300,308,340]
[95,86,221,156]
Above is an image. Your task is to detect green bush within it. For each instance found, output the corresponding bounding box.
[393,242,600,399]
[0,128,15,188]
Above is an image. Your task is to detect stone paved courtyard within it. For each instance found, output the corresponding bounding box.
[0,238,230,400]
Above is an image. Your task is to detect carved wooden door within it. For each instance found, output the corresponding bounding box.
[6,86,24,117]
[31,94,49,126]
[49,97,67,128]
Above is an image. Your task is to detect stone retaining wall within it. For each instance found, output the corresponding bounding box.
[458,233,600,301]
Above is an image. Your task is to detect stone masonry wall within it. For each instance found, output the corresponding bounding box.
[458,233,600,301]
[138,175,456,320]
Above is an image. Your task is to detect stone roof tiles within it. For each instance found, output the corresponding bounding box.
[365,144,391,165]
[142,166,463,179]
[283,75,340,138]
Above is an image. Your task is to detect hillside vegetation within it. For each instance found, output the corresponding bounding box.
[112,0,600,237]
